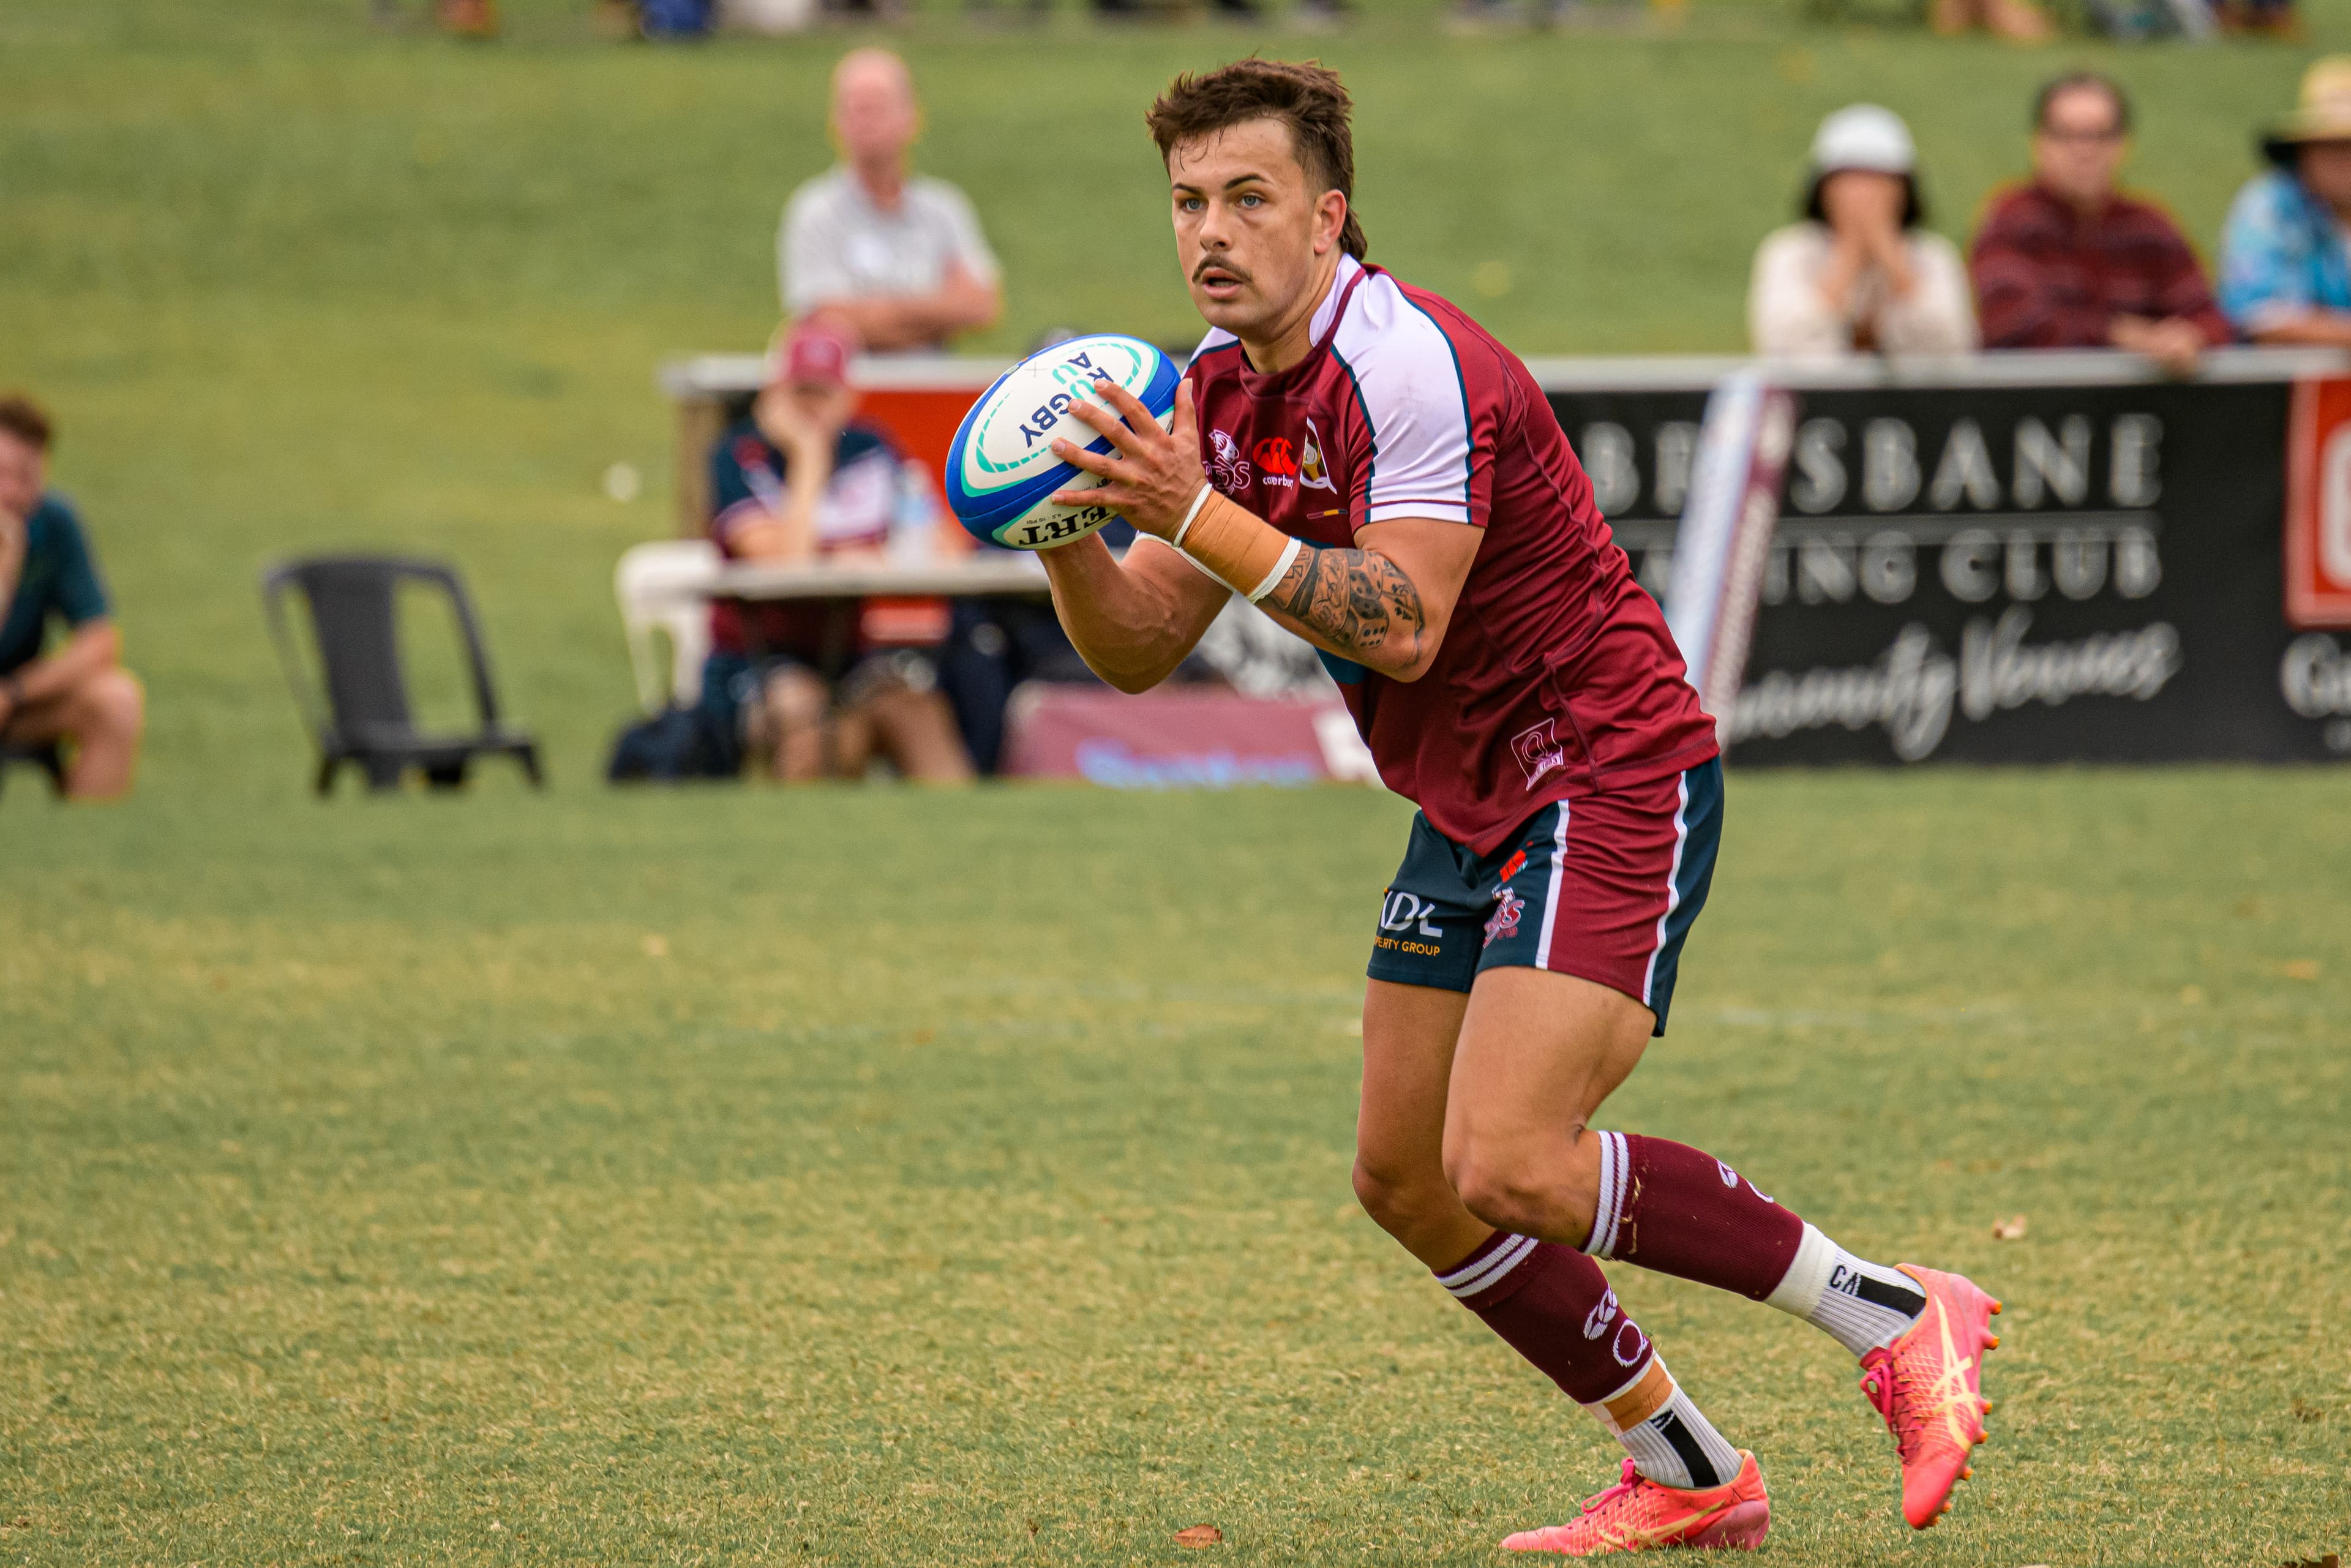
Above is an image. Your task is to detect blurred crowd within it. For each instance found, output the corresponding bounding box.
[1752,59,2351,367]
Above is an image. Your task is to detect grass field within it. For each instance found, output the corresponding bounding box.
[6,773,2349,1564]
[5,2,2351,1564]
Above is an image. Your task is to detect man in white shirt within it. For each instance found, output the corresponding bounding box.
[779,49,1003,352]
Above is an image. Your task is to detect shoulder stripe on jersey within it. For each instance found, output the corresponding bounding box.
[1325,342,1378,490]
[1395,291,1477,515]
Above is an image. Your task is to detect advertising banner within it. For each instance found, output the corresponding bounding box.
[1552,377,2351,764]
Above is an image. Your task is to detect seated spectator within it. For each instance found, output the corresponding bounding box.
[1750,106,1978,359]
[1971,73,2230,376]
[2219,58,2351,346]
[779,49,1003,353]
[700,323,973,784]
[0,394,144,800]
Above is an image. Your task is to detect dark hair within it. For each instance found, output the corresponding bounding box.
[1146,58,1368,261]
[2034,72,2131,135]
[1804,172,1925,230]
[0,394,53,452]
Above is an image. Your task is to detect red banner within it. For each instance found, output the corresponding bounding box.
[2286,377,2351,628]
[1004,687,1377,788]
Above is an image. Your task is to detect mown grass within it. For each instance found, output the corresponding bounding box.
[4,4,2350,1564]
[5,771,2349,1564]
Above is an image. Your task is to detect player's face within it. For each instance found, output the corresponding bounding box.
[0,432,43,522]
[1168,118,1338,339]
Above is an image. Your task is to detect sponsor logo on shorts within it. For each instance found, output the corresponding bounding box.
[1510,719,1568,789]
[1483,886,1525,948]
[1208,429,1252,492]
[1381,891,1445,938]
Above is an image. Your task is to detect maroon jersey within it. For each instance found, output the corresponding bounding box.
[1176,256,1717,854]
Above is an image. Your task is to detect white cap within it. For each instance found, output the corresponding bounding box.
[1809,104,1917,176]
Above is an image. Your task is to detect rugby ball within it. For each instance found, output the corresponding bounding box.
[945,334,1182,550]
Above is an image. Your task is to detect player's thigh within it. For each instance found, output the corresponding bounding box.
[1357,978,1469,1186]
[1445,967,1653,1158]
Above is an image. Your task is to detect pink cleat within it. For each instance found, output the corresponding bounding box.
[1859,1264,2001,1529]
[1500,1451,1769,1555]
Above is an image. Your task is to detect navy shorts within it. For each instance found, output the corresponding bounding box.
[1367,759,1723,1036]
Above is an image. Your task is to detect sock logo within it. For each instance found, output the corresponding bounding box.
[1583,1289,1620,1339]
[1611,1320,1651,1368]
[1828,1264,1862,1296]
[1718,1160,1775,1204]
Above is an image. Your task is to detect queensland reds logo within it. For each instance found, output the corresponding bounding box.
[1483,886,1524,948]
[1510,719,1567,789]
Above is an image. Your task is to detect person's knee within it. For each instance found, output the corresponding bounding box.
[1443,1130,1596,1242]
[1351,1153,1455,1239]
[82,668,144,741]
[763,669,827,728]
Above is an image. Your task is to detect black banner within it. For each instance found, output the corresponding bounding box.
[1550,380,2349,765]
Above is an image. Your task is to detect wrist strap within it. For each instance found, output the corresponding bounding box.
[1247,537,1302,604]
[1171,482,1215,550]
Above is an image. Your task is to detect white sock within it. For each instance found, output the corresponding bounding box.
[1763,1221,1927,1357]
[1585,1360,1744,1491]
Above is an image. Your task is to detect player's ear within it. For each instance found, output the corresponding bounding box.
[1314,190,1348,257]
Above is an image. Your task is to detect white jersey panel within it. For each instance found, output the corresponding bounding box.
[1329,270,1476,527]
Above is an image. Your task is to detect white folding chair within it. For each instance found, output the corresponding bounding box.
[613,539,721,714]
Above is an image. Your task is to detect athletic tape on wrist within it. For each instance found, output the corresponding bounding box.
[1171,483,1214,550]
[1178,490,1297,606]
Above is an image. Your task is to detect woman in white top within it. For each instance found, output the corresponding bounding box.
[1749,105,1979,359]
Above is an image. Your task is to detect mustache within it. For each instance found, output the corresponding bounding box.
[1192,257,1250,285]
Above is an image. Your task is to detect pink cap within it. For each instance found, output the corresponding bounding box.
[768,320,857,389]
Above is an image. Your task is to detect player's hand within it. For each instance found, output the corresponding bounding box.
[1048,376,1206,541]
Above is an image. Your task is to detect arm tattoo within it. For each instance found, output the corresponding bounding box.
[1262,544,1425,662]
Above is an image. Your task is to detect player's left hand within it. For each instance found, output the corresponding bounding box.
[1049,376,1205,541]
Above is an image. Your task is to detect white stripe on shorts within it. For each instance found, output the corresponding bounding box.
[1436,1232,1537,1299]
[1532,800,1572,971]
[1640,774,1694,1007]
[1583,1130,1629,1258]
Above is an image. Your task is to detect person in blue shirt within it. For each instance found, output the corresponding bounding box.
[702,322,972,783]
[2219,58,2351,345]
[0,395,143,799]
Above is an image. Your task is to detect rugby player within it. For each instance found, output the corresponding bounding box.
[1034,59,2001,1555]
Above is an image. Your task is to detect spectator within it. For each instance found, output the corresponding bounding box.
[1930,0,2052,39]
[779,50,1003,353]
[1750,106,1978,359]
[0,395,144,800]
[700,322,973,785]
[2219,58,2351,346]
[1971,73,2230,377]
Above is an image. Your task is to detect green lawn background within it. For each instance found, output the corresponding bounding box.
[4,6,2350,1565]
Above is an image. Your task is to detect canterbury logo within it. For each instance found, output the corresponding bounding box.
[1583,1290,1619,1339]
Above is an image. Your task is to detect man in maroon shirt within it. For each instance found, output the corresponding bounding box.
[1030,59,2003,1554]
[1971,73,2231,375]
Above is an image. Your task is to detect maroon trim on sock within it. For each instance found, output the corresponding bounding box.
[1443,1240,1654,1406]
[1610,1135,1805,1302]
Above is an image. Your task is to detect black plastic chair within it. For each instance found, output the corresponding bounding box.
[260,554,542,795]
[0,740,67,801]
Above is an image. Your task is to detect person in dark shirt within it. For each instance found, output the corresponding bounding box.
[0,394,144,799]
[702,321,971,783]
[1970,73,2230,375]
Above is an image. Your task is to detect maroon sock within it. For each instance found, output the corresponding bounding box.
[1584,1131,1805,1302]
[1434,1231,1655,1405]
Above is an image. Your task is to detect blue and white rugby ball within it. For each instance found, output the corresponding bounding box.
[945,334,1182,551]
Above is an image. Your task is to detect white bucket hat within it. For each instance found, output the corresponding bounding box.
[1809,104,1918,176]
